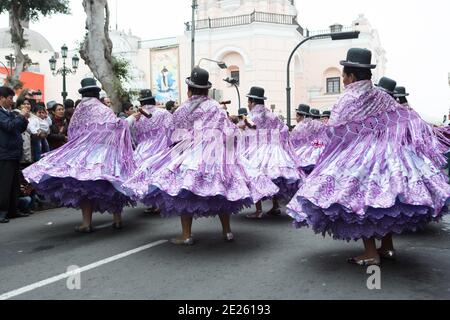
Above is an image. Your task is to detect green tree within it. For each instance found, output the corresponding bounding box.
[0,0,70,89]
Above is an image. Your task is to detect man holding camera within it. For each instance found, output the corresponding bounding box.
[0,86,30,223]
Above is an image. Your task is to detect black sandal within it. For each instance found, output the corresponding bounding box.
[266,208,282,216]
[112,222,123,230]
[74,226,94,233]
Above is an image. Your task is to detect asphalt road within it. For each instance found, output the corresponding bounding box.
[1,202,450,300]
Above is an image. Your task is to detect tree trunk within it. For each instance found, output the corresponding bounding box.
[80,0,122,113]
[8,2,30,89]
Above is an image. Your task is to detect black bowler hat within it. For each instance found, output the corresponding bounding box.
[246,86,267,100]
[321,111,331,118]
[185,67,212,89]
[375,77,397,95]
[394,86,410,98]
[296,104,310,116]
[238,108,248,116]
[340,48,377,69]
[138,89,155,102]
[78,78,101,94]
[310,109,321,119]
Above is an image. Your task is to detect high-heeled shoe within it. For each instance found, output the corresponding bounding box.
[246,211,263,219]
[266,208,282,216]
[112,222,123,230]
[347,257,381,267]
[378,249,396,260]
[170,237,195,246]
[74,225,94,234]
[223,232,234,242]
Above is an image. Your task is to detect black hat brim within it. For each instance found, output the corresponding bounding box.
[246,94,267,101]
[139,96,156,102]
[394,93,410,98]
[78,85,101,94]
[340,61,377,69]
[375,85,396,95]
[185,78,212,89]
[296,111,310,116]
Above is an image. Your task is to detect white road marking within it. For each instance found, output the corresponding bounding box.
[95,222,115,229]
[0,240,168,300]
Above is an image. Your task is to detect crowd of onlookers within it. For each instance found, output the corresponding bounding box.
[0,87,78,223]
[0,86,181,224]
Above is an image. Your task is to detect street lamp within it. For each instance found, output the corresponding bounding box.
[197,58,228,70]
[49,44,80,102]
[223,77,241,109]
[5,54,15,76]
[286,31,360,127]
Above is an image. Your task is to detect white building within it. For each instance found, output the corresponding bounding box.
[1,0,387,121]
[139,0,387,120]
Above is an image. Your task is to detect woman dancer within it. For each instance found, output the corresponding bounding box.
[242,87,304,218]
[131,89,173,214]
[287,48,450,266]
[124,68,279,245]
[24,78,139,232]
[290,104,327,175]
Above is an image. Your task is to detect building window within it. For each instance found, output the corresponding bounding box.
[230,70,240,85]
[326,77,340,94]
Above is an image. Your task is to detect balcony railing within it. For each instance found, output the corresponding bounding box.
[186,11,302,33]
[305,26,355,38]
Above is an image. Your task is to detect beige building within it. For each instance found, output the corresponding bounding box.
[139,0,387,120]
[1,0,387,122]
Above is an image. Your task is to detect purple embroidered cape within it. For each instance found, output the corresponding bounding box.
[123,96,279,218]
[23,98,136,214]
[287,80,450,241]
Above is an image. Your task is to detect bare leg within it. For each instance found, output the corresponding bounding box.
[80,199,93,228]
[246,201,263,219]
[219,213,234,242]
[267,197,281,215]
[219,213,232,234]
[180,215,193,240]
[379,234,394,252]
[272,197,280,210]
[113,212,122,224]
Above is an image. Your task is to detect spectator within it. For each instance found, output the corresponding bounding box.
[17,89,37,111]
[64,99,76,124]
[118,101,135,120]
[165,100,175,113]
[229,115,239,125]
[48,102,68,150]
[28,103,51,162]
[0,86,30,223]
[15,97,33,166]
[18,173,35,215]
[100,97,112,108]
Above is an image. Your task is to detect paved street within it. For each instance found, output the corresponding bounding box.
[1,202,450,300]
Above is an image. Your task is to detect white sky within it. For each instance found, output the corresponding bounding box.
[1,0,449,123]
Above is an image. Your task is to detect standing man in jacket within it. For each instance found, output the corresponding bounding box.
[0,86,30,223]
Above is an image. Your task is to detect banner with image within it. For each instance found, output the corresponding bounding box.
[150,46,180,104]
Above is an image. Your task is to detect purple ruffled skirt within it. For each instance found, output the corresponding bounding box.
[31,177,135,214]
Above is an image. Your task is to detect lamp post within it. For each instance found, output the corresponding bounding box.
[49,44,80,103]
[191,0,198,71]
[286,31,360,127]
[223,77,241,109]
[5,54,15,76]
[197,58,228,70]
